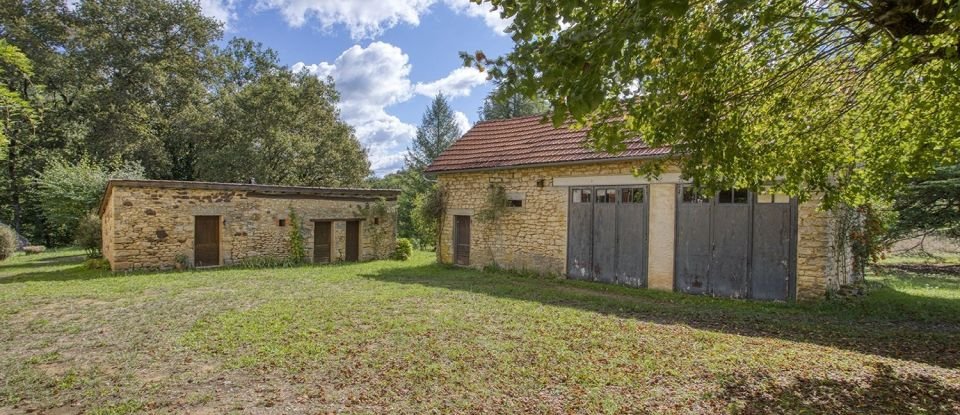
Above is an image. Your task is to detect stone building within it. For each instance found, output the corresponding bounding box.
[99,180,399,271]
[425,115,855,301]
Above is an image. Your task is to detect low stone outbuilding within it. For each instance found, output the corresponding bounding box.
[99,180,399,271]
[425,115,856,301]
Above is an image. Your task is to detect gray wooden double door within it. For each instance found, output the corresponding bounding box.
[675,187,796,300]
[567,186,649,287]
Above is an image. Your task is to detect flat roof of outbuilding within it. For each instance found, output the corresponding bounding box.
[98,179,400,216]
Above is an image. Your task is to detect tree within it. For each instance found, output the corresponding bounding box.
[400,94,462,244]
[478,85,547,120]
[0,38,41,236]
[889,164,960,243]
[405,93,462,172]
[463,0,960,205]
[199,40,369,186]
[36,158,143,245]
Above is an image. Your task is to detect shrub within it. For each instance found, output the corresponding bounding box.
[238,256,297,269]
[0,225,16,261]
[288,209,306,264]
[83,258,110,270]
[75,212,102,258]
[393,238,413,261]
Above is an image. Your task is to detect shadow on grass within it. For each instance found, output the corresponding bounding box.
[362,263,960,369]
[721,363,960,414]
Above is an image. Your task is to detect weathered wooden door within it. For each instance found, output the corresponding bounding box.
[676,187,796,300]
[592,187,618,283]
[751,195,794,300]
[710,189,751,298]
[675,186,711,295]
[345,220,360,262]
[567,188,593,279]
[313,221,332,263]
[616,187,649,287]
[194,216,220,267]
[454,215,470,266]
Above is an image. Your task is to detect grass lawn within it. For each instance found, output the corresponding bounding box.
[1,251,959,414]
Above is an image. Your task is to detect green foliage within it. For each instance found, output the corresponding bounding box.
[392,238,413,261]
[405,93,462,172]
[83,257,110,270]
[476,184,508,223]
[478,85,548,121]
[74,212,102,258]
[357,198,393,260]
[237,255,299,269]
[175,253,189,269]
[890,165,960,242]
[398,94,462,245]
[36,159,144,245]
[199,39,370,186]
[0,39,38,152]
[0,224,16,261]
[0,2,372,245]
[465,0,960,205]
[287,209,306,264]
[412,184,448,249]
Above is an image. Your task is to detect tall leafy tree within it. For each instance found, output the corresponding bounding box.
[67,0,221,177]
[0,0,375,245]
[199,39,370,186]
[478,85,547,120]
[889,164,960,243]
[400,94,462,243]
[0,39,40,235]
[464,0,960,205]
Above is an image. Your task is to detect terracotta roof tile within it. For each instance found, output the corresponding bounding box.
[425,114,670,173]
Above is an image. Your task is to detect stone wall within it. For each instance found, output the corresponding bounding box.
[796,200,858,299]
[437,160,846,299]
[102,185,396,271]
[101,194,116,263]
[436,160,681,276]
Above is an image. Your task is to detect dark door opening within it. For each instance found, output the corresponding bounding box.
[454,215,471,266]
[345,220,360,262]
[194,216,220,267]
[313,221,332,263]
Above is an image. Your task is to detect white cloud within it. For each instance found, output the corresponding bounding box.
[414,67,488,98]
[255,0,511,39]
[294,42,418,174]
[443,0,512,35]
[256,0,434,39]
[296,42,487,175]
[453,111,472,134]
[199,0,239,29]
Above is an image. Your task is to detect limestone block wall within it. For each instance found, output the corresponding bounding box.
[795,199,856,299]
[436,160,680,276]
[101,195,116,262]
[102,185,396,271]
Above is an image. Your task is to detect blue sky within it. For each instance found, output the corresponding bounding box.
[199,0,514,175]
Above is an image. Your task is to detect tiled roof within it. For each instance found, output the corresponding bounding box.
[424,114,670,173]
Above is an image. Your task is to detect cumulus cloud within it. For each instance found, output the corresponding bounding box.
[414,67,488,98]
[453,111,472,135]
[294,42,418,174]
[199,0,239,29]
[256,0,511,38]
[256,0,433,39]
[442,0,512,35]
[295,42,486,174]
